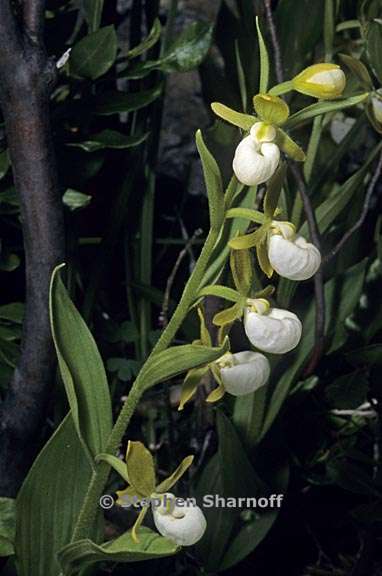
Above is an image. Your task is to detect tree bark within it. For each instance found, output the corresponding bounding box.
[0,1,65,496]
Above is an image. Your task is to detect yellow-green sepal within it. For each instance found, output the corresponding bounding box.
[156,455,194,493]
[263,162,287,218]
[228,223,269,250]
[253,94,290,126]
[206,383,226,403]
[178,364,210,411]
[207,364,226,403]
[275,128,306,162]
[211,102,258,130]
[197,306,211,347]
[125,441,156,497]
[116,484,147,506]
[256,239,273,278]
[230,248,253,296]
[212,301,244,327]
[339,53,373,91]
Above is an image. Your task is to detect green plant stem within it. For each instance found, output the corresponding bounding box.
[71,226,220,540]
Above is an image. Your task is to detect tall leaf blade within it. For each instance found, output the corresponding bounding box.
[195,130,224,230]
[50,266,112,458]
[15,414,95,576]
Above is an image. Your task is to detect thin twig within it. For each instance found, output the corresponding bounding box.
[324,150,382,264]
[159,229,203,328]
[264,0,284,84]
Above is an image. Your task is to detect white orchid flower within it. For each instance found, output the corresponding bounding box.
[232,122,280,186]
[244,298,302,354]
[215,351,270,396]
[268,221,321,281]
[152,493,207,546]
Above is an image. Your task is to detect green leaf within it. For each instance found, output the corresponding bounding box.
[82,0,103,32]
[178,365,209,410]
[198,285,242,303]
[0,498,15,557]
[127,19,161,59]
[195,130,224,230]
[50,265,112,459]
[211,102,257,130]
[160,22,213,72]
[256,17,270,93]
[339,53,373,90]
[70,26,117,80]
[156,456,194,492]
[275,129,306,161]
[58,528,179,575]
[63,189,91,211]
[95,84,163,115]
[125,441,156,497]
[138,340,229,392]
[325,372,369,409]
[347,344,382,366]
[219,462,289,570]
[366,20,382,84]
[15,414,96,576]
[300,141,382,236]
[286,93,369,130]
[0,302,24,323]
[68,130,149,152]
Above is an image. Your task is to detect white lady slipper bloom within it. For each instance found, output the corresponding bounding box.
[268,221,321,281]
[232,122,280,186]
[152,493,207,546]
[244,298,302,354]
[215,351,270,396]
[292,63,346,99]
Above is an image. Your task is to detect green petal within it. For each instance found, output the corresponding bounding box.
[256,241,273,278]
[178,365,209,411]
[228,225,268,250]
[212,302,243,327]
[156,455,194,493]
[131,507,149,544]
[275,129,306,162]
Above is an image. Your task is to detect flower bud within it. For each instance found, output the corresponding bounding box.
[244,302,302,354]
[152,493,207,546]
[268,222,321,280]
[233,122,280,186]
[216,351,270,396]
[292,63,346,99]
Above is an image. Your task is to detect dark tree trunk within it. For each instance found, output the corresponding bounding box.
[0,1,65,496]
